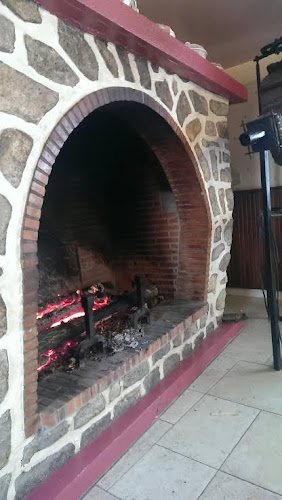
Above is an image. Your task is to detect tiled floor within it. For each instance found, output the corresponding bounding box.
[83,295,282,499]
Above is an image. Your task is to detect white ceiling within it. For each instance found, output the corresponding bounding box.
[138,0,282,68]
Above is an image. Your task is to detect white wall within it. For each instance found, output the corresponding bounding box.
[226,55,282,191]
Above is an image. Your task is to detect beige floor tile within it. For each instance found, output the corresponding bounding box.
[221,412,282,495]
[160,388,203,424]
[225,295,268,319]
[210,361,282,414]
[110,444,216,500]
[98,419,171,490]
[190,355,237,394]
[220,319,272,364]
[199,471,282,499]
[159,395,258,468]
[83,486,120,499]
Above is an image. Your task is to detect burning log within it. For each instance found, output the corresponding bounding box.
[37,277,156,376]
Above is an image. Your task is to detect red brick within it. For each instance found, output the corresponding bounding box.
[40,411,58,428]
[66,399,74,415]
[26,205,41,219]
[24,217,40,231]
[28,192,43,209]
[24,359,38,374]
[37,159,52,175]
[23,315,37,330]
[31,181,45,197]
[24,349,38,364]
[75,394,82,410]
[24,372,38,386]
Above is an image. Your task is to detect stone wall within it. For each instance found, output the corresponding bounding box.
[0,1,232,498]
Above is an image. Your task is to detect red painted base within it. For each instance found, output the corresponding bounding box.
[25,321,243,500]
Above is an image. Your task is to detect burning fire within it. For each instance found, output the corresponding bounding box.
[49,296,110,328]
[37,296,80,320]
[37,286,110,373]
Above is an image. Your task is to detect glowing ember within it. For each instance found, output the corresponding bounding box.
[37,288,111,374]
[37,296,80,319]
[49,296,110,328]
[38,339,80,373]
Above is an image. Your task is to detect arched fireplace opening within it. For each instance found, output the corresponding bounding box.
[38,106,179,308]
[21,89,211,434]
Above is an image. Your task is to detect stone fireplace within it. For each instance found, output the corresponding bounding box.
[0,0,246,498]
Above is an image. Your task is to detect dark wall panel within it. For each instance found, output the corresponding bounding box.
[228,187,282,290]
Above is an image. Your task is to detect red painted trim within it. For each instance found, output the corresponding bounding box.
[34,0,247,104]
[24,321,243,500]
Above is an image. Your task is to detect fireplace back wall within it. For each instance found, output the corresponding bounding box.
[38,106,180,304]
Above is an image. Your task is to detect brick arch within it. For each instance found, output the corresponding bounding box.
[21,86,211,437]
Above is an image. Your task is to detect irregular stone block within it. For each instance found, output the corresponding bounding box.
[224,220,233,246]
[210,99,229,116]
[0,63,59,123]
[0,350,8,405]
[182,343,192,359]
[220,275,228,285]
[194,331,204,347]
[58,20,98,81]
[172,333,182,348]
[225,188,234,211]
[80,413,111,448]
[200,313,208,329]
[214,226,222,243]
[152,343,170,365]
[22,421,69,465]
[2,0,41,23]
[218,188,226,214]
[25,35,79,87]
[123,361,149,389]
[183,323,197,341]
[15,444,75,500]
[113,387,140,419]
[115,45,134,82]
[74,393,106,429]
[95,38,119,78]
[205,120,216,136]
[186,118,201,141]
[206,321,215,336]
[0,473,11,499]
[0,195,12,255]
[0,295,7,339]
[176,91,191,126]
[208,274,217,294]
[155,80,173,110]
[194,143,211,182]
[212,243,225,261]
[143,367,160,393]
[0,129,33,188]
[163,353,180,376]
[0,410,11,470]
[223,151,231,163]
[151,63,159,73]
[172,80,178,95]
[216,121,229,139]
[109,382,121,403]
[202,139,219,148]
[0,15,15,53]
[216,289,226,311]
[208,186,220,217]
[135,56,151,90]
[189,90,208,115]
[210,150,218,180]
[220,167,232,183]
[219,252,231,272]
